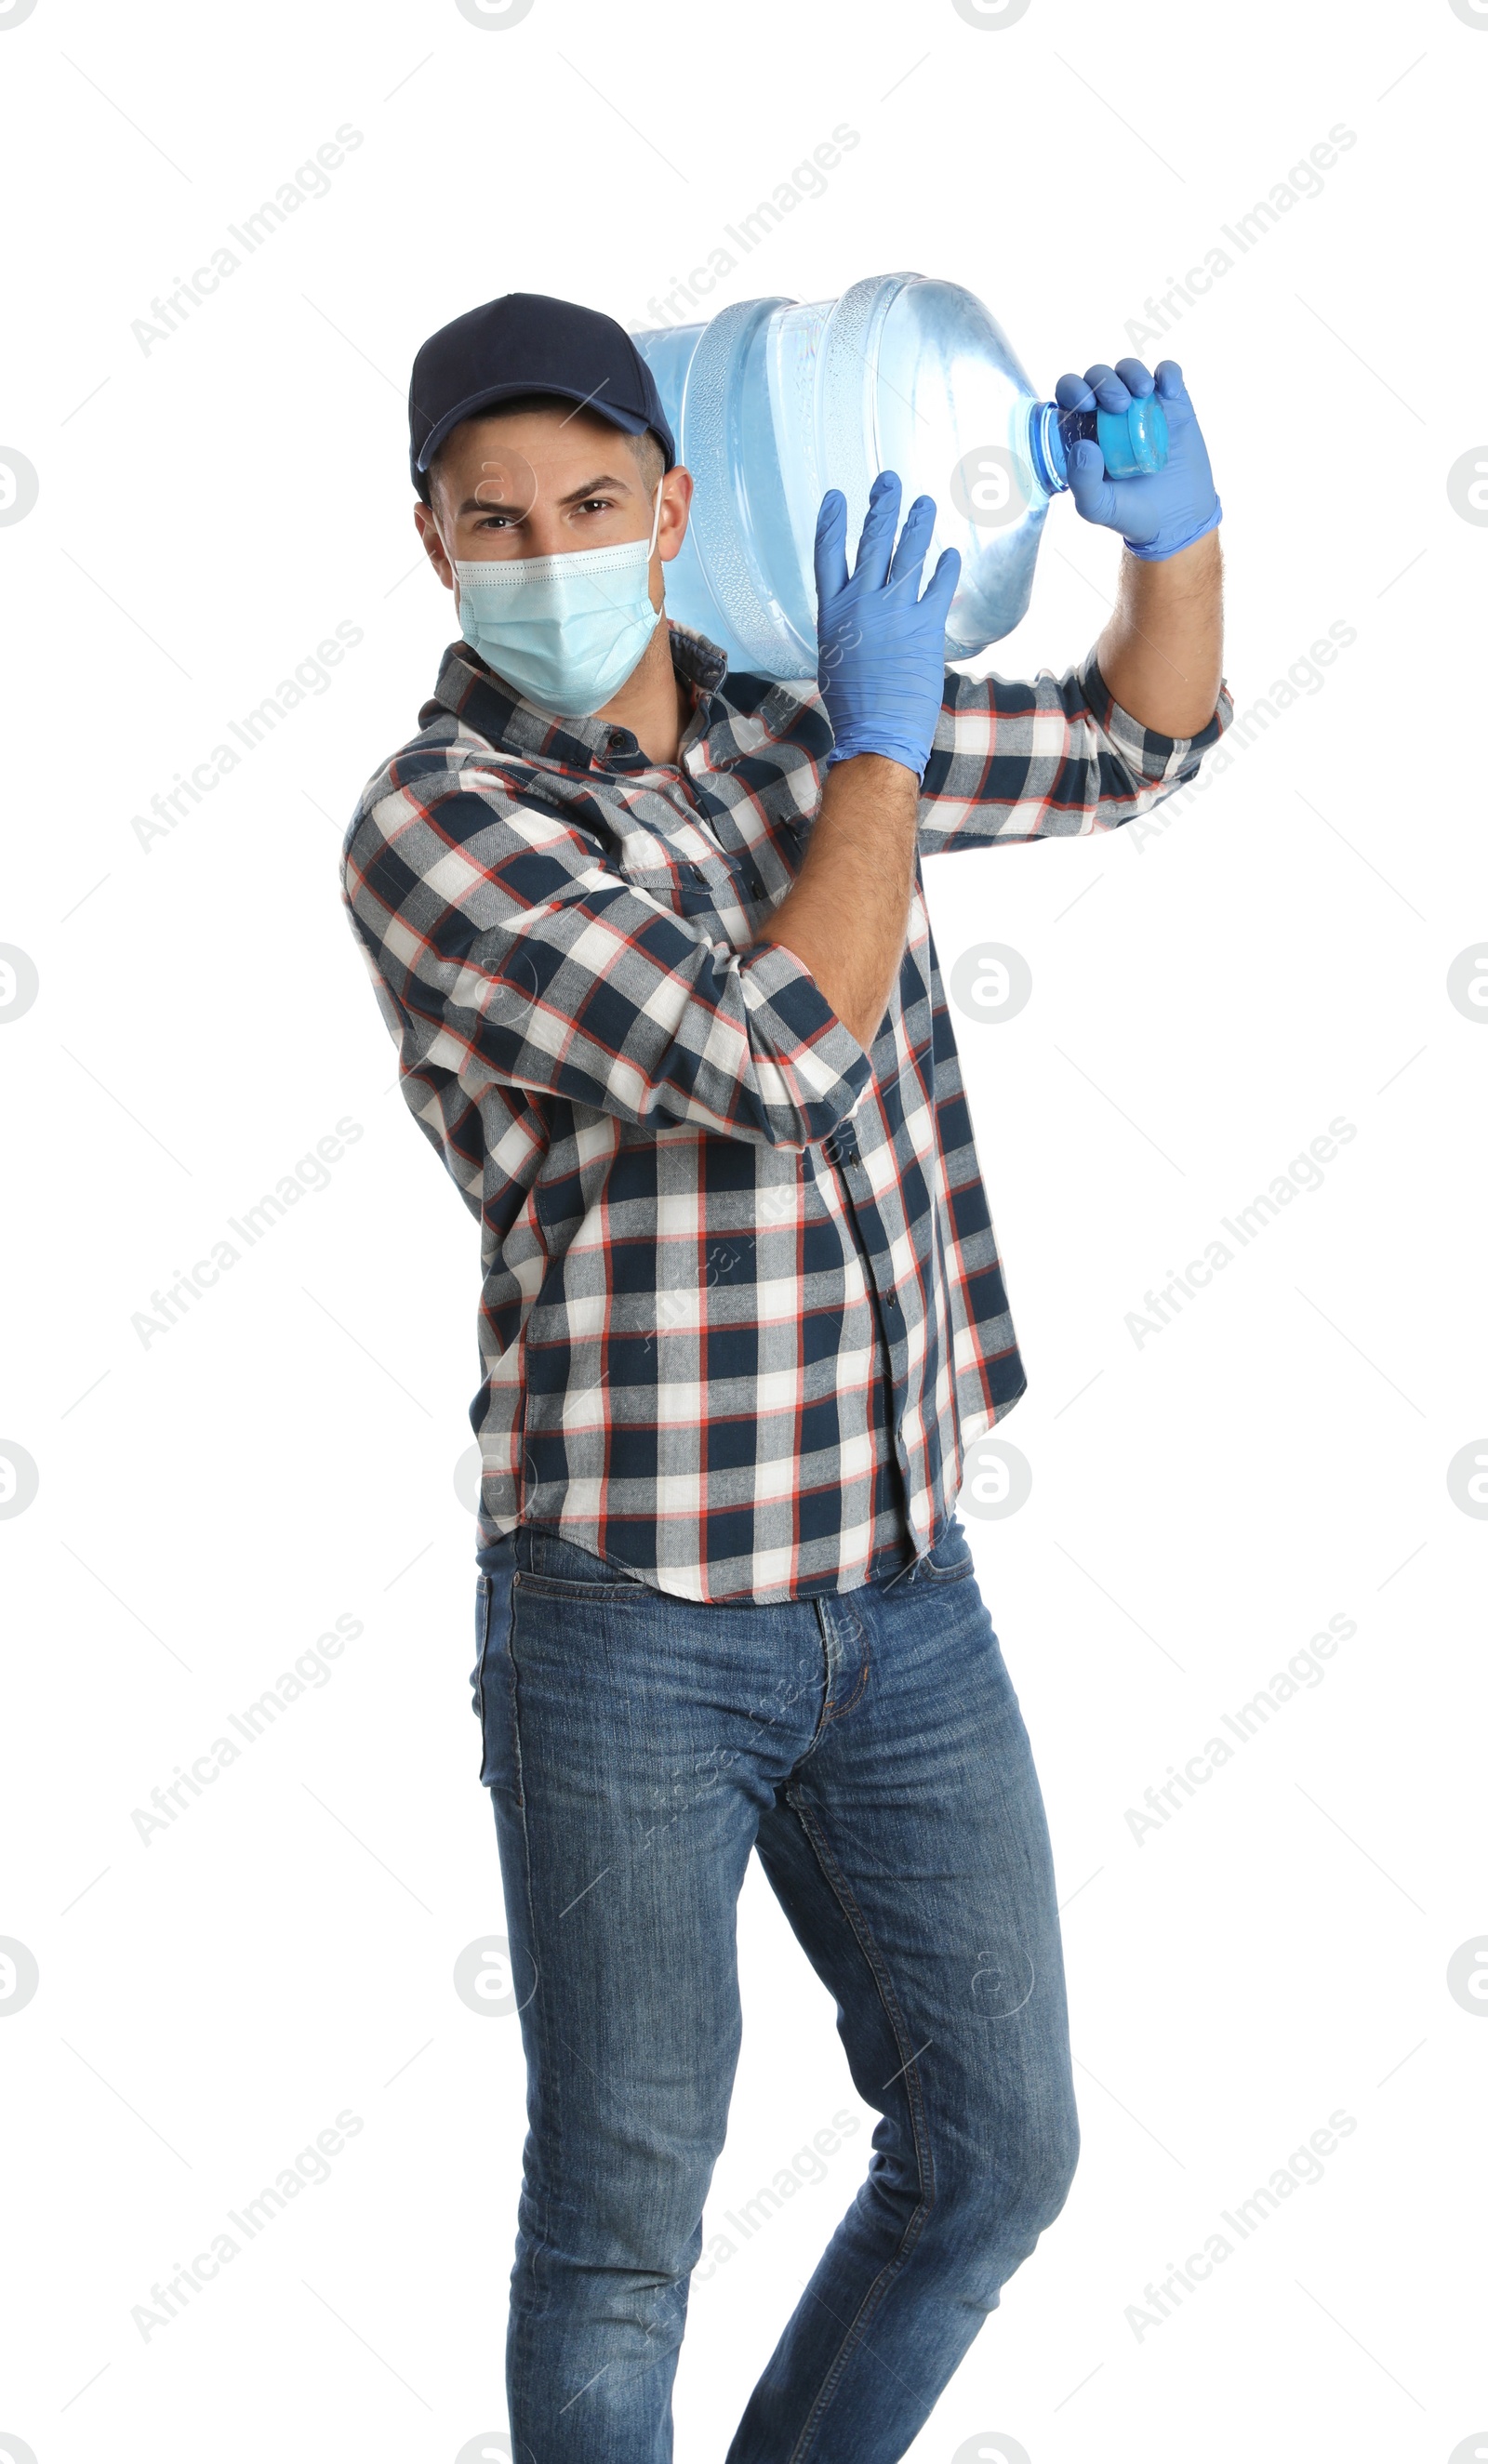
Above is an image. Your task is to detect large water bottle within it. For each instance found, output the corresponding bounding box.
[631,271,1167,682]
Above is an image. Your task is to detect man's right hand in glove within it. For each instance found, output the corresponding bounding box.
[814,469,962,775]
[754,473,960,1052]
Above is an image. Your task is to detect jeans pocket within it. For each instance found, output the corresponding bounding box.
[473,1550,521,1797]
[516,1523,648,1598]
[915,1517,976,1584]
[471,1574,492,1728]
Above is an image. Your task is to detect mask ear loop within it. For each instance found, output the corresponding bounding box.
[646,474,665,556]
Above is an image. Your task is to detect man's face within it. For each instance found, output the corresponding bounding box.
[415,402,692,615]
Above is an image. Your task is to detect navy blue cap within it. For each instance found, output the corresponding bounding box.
[408,290,676,489]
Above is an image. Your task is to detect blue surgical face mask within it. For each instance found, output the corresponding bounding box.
[451,479,664,717]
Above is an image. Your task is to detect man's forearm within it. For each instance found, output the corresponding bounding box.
[756,754,919,1051]
[1095,528,1224,739]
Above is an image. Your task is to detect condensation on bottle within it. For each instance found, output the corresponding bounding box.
[631,271,1167,682]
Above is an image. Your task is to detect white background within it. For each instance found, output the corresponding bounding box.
[1,1,1484,2458]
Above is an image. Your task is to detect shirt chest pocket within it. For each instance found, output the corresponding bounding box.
[613,815,752,929]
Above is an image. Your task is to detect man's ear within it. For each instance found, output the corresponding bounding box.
[658,465,694,565]
[415,498,455,592]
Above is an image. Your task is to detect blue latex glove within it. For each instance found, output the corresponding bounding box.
[814,470,962,777]
[1056,357,1221,561]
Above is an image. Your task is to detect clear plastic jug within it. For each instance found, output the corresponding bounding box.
[631,271,1167,682]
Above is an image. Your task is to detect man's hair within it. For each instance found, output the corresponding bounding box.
[418,391,665,508]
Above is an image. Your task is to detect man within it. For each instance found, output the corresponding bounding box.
[340,289,1229,2459]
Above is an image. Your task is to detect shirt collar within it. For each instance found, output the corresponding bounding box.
[423,619,731,773]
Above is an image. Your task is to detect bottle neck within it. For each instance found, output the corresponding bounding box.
[1028,400,1070,496]
[1028,391,1172,495]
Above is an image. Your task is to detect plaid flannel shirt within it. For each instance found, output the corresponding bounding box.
[341,623,1230,1603]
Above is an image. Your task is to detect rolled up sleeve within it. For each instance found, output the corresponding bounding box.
[916,646,1233,854]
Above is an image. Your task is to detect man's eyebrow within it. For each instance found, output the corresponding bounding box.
[559,472,634,504]
[457,473,635,517]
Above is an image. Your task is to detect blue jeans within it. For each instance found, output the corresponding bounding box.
[471,1517,1080,2463]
